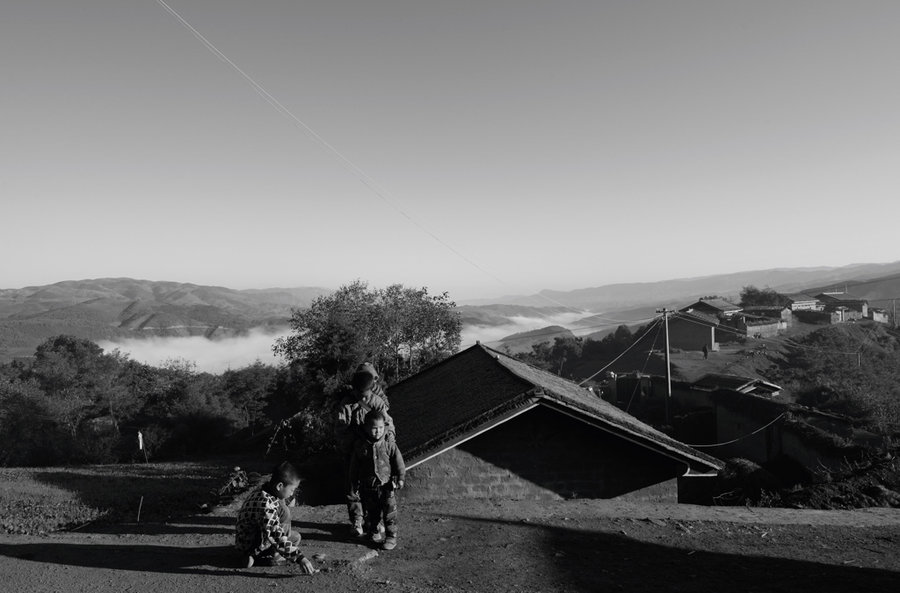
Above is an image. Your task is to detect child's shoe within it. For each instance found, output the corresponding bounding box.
[240,554,254,568]
[368,523,385,543]
[351,522,364,538]
[382,536,397,551]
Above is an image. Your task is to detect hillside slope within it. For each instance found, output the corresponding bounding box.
[0,278,330,361]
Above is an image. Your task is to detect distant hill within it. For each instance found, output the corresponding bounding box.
[0,278,331,361]
[803,272,900,310]
[497,325,575,354]
[461,261,900,311]
[457,304,574,327]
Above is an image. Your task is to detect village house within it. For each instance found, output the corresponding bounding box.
[667,298,744,352]
[816,292,868,320]
[869,307,890,324]
[387,344,723,504]
[731,305,791,338]
[682,297,742,319]
[785,293,823,312]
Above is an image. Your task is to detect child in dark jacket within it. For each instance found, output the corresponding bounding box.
[349,409,406,550]
[335,362,396,535]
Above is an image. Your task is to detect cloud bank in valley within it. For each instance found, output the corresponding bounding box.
[98,328,289,373]
[461,312,593,347]
[99,312,599,374]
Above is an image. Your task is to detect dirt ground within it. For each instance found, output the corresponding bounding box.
[1,495,899,593]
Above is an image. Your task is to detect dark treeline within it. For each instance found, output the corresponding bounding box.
[0,282,463,468]
[513,324,663,380]
[0,335,298,467]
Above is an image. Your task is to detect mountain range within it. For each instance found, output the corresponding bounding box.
[0,278,330,361]
[2,261,899,363]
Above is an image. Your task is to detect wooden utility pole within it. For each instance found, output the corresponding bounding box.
[656,308,674,426]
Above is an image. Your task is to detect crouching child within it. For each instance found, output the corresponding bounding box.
[234,461,317,573]
[349,410,406,550]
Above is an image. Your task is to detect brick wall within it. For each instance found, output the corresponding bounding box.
[403,406,686,502]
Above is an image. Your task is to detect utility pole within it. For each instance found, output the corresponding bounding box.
[656,308,674,427]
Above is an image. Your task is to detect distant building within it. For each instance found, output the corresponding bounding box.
[869,307,890,324]
[668,298,745,352]
[668,310,723,352]
[737,305,792,336]
[785,293,823,312]
[681,298,742,319]
[816,292,868,320]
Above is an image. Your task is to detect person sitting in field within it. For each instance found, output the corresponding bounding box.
[335,362,396,535]
[349,409,406,551]
[234,461,317,573]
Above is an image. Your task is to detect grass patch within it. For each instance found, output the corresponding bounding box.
[0,460,238,535]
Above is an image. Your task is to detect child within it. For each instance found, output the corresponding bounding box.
[335,362,396,535]
[234,461,317,573]
[349,409,406,550]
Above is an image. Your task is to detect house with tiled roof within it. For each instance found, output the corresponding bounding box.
[668,297,744,352]
[785,293,823,312]
[816,292,868,321]
[682,297,742,318]
[387,344,723,504]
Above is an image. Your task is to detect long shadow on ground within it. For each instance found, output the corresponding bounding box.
[35,468,226,524]
[0,543,291,579]
[73,514,235,536]
[428,515,899,593]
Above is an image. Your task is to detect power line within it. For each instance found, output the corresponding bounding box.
[577,316,664,385]
[684,413,787,448]
[153,0,507,287]
[625,319,665,414]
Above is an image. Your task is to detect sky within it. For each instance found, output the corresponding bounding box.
[4,1,900,301]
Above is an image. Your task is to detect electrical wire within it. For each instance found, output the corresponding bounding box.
[577,316,663,385]
[624,319,665,414]
[153,0,508,288]
[683,413,787,448]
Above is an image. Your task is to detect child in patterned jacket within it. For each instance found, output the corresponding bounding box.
[234,461,317,573]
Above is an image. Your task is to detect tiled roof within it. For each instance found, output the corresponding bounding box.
[816,292,867,303]
[673,310,720,325]
[689,298,742,312]
[387,344,723,472]
[785,293,818,302]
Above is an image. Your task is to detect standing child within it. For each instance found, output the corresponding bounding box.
[234,461,317,573]
[335,362,396,536]
[349,409,406,550]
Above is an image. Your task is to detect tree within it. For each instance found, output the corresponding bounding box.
[740,286,788,307]
[273,281,461,390]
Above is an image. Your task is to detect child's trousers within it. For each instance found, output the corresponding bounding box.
[361,484,398,537]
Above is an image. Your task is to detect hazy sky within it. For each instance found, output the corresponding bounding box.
[4,1,899,300]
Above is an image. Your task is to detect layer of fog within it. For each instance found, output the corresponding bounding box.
[98,328,288,373]
[98,312,603,374]
[461,311,600,347]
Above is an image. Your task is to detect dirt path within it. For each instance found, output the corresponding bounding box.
[1,499,898,593]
